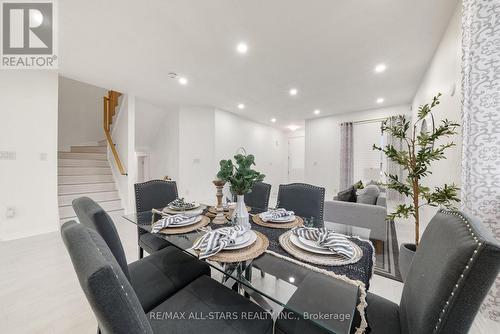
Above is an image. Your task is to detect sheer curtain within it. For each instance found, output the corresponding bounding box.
[385,116,406,202]
[339,122,354,190]
[462,0,500,324]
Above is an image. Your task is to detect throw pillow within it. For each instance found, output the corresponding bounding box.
[337,187,357,202]
[356,185,380,205]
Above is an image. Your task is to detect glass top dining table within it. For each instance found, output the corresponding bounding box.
[122,208,374,334]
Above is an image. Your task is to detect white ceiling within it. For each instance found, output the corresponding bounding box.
[59,0,459,128]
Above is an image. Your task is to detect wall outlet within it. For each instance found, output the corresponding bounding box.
[5,207,15,218]
[193,158,200,164]
[40,152,48,161]
[0,151,16,160]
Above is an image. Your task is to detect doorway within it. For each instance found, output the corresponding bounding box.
[136,154,150,182]
[288,136,305,183]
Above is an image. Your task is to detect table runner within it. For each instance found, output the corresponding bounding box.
[251,223,374,287]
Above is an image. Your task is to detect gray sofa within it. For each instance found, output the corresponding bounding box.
[325,185,387,251]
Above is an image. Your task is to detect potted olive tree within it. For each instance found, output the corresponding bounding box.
[217,153,265,229]
[373,93,460,280]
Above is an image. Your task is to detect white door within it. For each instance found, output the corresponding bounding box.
[288,136,305,183]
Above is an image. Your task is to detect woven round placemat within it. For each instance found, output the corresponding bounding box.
[252,214,304,229]
[194,231,269,263]
[162,206,205,215]
[155,215,210,235]
[278,230,363,266]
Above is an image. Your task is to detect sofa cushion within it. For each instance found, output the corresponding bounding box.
[337,186,357,202]
[356,185,380,205]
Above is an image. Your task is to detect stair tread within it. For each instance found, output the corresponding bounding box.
[58,198,121,208]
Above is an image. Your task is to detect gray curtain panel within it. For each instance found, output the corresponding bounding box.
[339,122,354,190]
[385,116,406,203]
[462,0,500,324]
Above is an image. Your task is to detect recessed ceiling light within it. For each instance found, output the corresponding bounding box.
[289,277,295,283]
[376,97,384,103]
[374,64,387,73]
[289,88,298,96]
[178,77,188,85]
[288,125,300,131]
[270,118,277,123]
[237,103,245,110]
[236,42,248,54]
[314,109,321,115]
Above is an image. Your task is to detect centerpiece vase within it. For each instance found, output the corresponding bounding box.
[233,195,250,230]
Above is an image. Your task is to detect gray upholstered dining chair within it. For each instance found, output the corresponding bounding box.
[72,196,210,312]
[277,183,325,223]
[275,209,500,334]
[134,180,178,258]
[243,181,272,213]
[61,220,274,334]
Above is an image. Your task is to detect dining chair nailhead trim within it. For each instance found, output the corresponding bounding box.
[134,179,178,212]
[432,209,482,333]
[278,183,326,220]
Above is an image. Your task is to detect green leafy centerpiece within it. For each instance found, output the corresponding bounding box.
[217,153,265,228]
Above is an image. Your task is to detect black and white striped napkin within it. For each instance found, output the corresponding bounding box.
[291,227,354,259]
[260,208,294,222]
[192,226,248,259]
[151,214,198,233]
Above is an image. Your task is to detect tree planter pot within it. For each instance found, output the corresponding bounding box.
[399,243,416,282]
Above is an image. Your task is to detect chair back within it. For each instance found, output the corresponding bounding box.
[61,221,153,334]
[134,180,178,237]
[277,183,325,221]
[244,182,272,213]
[72,197,130,280]
[399,209,500,334]
[135,180,178,212]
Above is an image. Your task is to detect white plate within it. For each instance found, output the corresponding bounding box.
[298,236,330,251]
[225,231,257,250]
[168,202,201,211]
[290,234,335,255]
[259,213,296,223]
[161,215,202,228]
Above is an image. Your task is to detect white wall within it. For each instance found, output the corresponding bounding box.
[58,76,106,150]
[135,99,179,181]
[0,71,59,240]
[411,5,462,234]
[177,107,215,204]
[305,105,410,199]
[214,110,289,204]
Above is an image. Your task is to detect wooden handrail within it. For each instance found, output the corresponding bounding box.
[103,91,127,175]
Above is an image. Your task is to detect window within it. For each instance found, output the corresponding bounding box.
[352,121,385,184]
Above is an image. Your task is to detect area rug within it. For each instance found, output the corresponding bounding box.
[373,220,402,282]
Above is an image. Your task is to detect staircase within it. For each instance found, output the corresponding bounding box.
[58,142,124,222]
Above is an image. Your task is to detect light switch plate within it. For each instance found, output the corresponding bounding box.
[6,207,15,218]
[0,151,16,160]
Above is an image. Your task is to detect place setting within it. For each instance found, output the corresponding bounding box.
[252,208,304,229]
[279,226,363,266]
[190,225,269,263]
[151,198,210,234]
